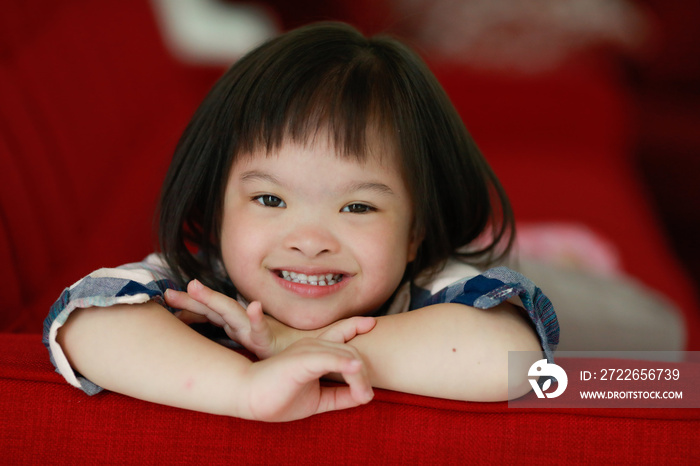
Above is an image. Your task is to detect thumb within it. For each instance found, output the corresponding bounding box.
[319,316,376,344]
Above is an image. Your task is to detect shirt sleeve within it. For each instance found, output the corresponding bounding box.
[411,266,560,363]
[42,254,182,395]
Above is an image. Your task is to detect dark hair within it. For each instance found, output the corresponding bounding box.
[158,22,514,293]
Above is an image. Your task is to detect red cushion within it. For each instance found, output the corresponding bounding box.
[0,0,220,332]
[2,334,698,463]
[432,61,700,349]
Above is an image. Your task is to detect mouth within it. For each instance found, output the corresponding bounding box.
[276,270,344,287]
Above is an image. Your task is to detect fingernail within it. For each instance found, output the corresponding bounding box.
[190,279,202,291]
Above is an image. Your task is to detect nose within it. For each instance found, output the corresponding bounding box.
[283,222,341,257]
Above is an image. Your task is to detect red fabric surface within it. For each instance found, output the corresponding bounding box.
[427,59,700,349]
[2,334,698,464]
[0,0,221,331]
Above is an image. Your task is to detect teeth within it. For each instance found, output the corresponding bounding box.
[279,270,343,286]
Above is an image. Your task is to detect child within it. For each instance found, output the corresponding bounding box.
[44,22,559,422]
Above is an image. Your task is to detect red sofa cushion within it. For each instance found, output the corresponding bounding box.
[430,61,700,349]
[2,334,698,463]
[0,0,221,331]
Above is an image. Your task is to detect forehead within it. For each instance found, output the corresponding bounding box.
[227,132,413,204]
[235,124,402,174]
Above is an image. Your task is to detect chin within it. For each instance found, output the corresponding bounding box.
[269,308,333,331]
[281,316,332,331]
[267,299,376,330]
[272,304,360,331]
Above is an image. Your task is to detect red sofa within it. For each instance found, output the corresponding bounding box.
[2,1,699,463]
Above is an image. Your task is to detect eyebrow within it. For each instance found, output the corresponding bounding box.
[239,170,395,196]
[344,181,395,196]
[240,171,281,185]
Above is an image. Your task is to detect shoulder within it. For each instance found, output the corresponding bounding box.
[66,254,180,302]
[414,257,482,295]
[383,257,481,316]
[46,253,182,329]
[408,262,561,363]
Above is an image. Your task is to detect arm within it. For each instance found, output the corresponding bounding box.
[342,302,541,401]
[167,282,542,401]
[57,302,373,421]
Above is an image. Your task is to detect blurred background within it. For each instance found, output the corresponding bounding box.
[1,0,698,350]
[262,0,700,294]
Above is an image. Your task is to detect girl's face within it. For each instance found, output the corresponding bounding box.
[220,135,420,330]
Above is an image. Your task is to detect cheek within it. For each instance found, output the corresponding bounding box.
[220,215,258,282]
[220,218,239,261]
[356,244,409,314]
[355,223,412,283]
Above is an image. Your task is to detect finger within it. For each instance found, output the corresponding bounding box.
[165,289,224,325]
[173,309,210,325]
[290,340,361,381]
[246,301,274,350]
[336,352,374,406]
[290,342,373,408]
[164,288,192,309]
[316,383,374,414]
[186,279,250,330]
[315,359,374,413]
[319,316,376,343]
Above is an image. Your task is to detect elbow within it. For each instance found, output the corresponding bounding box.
[478,310,544,402]
[502,328,544,401]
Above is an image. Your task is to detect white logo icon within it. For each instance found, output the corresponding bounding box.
[528,359,568,398]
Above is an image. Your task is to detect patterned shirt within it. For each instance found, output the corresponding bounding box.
[43,254,559,395]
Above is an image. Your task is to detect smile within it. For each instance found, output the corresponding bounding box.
[278,270,343,286]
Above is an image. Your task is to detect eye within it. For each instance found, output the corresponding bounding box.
[341,203,375,214]
[253,194,286,208]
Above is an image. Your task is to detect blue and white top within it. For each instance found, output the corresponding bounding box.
[43,254,559,395]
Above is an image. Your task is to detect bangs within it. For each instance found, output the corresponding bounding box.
[232,26,400,162]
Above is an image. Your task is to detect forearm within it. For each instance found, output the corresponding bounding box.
[345,303,542,401]
[161,281,541,402]
[58,302,254,417]
[58,302,373,421]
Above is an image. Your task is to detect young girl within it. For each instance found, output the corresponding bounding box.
[44,22,559,422]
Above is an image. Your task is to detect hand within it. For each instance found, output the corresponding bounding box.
[240,338,374,422]
[165,280,286,358]
[164,280,376,359]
